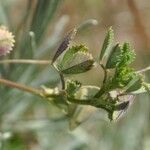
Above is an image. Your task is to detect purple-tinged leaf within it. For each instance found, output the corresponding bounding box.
[113,95,135,121]
[115,101,129,111]
[52,28,77,63]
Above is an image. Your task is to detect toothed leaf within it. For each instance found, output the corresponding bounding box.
[111,66,138,89]
[66,80,81,97]
[57,45,94,74]
[61,53,94,74]
[106,44,122,69]
[99,27,114,62]
[119,42,135,67]
[61,45,88,67]
[52,28,77,63]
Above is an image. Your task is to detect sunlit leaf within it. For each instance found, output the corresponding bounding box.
[57,45,94,74]
[111,67,136,88]
[118,42,135,67]
[60,45,88,67]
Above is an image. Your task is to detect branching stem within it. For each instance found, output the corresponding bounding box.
[0,78,114,112]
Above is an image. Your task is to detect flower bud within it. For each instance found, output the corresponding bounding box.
[0,26,15,56]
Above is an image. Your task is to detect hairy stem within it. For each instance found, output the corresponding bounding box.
[0,78,66,100]
[0,78,43,96]
[0,59,51,65]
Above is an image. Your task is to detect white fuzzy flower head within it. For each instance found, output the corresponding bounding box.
[0,26,15,56]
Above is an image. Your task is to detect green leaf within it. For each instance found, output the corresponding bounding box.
[66,80,81,97]
[118,42,135,67]
[52,28,77,63]
[131,83,150,94]
[61,58,94,74]
[60,45,88,67]
[124,75,143,93]
[106,44,122,69]
[112,67,136,88]
[99,27,114,62]
[57,45,94,74]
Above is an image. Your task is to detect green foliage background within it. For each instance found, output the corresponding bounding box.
[0,0,150,149]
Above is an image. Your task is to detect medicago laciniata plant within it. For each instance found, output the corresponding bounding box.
[0,26,149,129]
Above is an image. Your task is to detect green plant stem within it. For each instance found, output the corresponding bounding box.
[0,78,114,112]
[101,64,107,84]
[0,78,67,100]
[67,97,93,105]
[59,72,65,90]
[94,64,107,98]
[94,88,105,98]
[67,97,112,112]
[0,59,51,65]
[0,78,43,96]
[52,65,65,90]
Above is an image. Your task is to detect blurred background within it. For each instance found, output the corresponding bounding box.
[0,0,150,149]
